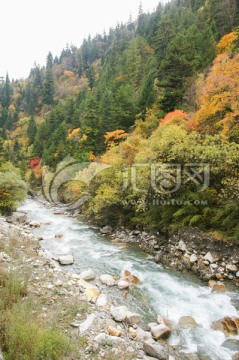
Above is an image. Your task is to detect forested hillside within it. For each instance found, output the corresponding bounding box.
[0,0,239,238]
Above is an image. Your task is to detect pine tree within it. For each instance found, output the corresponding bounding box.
[28,116,37,144]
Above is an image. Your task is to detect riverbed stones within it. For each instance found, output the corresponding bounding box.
[79,269,95,281]
[58,254,74,265]
[100,274,115,286]
[150,324,171,340]
[143,339,168,360]
[222,339,239,351]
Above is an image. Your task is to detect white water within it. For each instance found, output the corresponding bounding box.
[19,199,239,360]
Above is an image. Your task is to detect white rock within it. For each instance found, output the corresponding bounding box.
[110,306,128,322]
[100,226,113,234]
[190,254,198,263]
[96,293,108,307]
[100,274,115,286]
[236,272,239,278]
[58,254,74,265]
[204,252,218,263]
[117,280,130,290]
[79,314,96,334]
[178,240,187,252]
[79,269,95,281]
[226,264,238,273]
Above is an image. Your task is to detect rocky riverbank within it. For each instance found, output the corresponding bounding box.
[102,226,239,288]
[0,210,208,360]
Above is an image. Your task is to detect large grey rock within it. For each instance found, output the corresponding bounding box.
[150,324,171,340]
[58,254,74,265]
[125,311,142,325]
[222,339,239,351]
[178,240,187,252]
[94,333,125,345]
[143,339,168,360]
[100,274,115,286]
[79,269,95,281]
[12,211,27,223]
[79,313,96,334]
[100,226,113,234]
[110,306,128,322]
[204,252,219,263]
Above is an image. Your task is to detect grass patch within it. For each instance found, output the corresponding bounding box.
[0,267,75,360]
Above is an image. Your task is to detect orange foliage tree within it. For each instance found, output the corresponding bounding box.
[195,52,239,136]
[160,110,189,126]
[218,32,238,54]
[104,129,129,148]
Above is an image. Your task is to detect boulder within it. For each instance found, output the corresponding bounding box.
[136,327,152,341]
[190,254,198,264]
[143,339,168,360]
[222,339,239,351]
[118,280,130,290]
[110,306,128,322]
[226,264,238,273]
[100,274,115,286]
[12,211,27,223]
[79,314,96,333]
[58,254,74,265]
[96,293,108,307]
[29,221,41,228]
[151,324,171,340]
[212,283,227,293]
[178,240,187,252]
[178,316,198,329]
[125,311,142,325]
[208,280,217,288]
[232,353,239,360]
[120,269,140,284]
[79,269,95,281]
[55,234,63,238]
[211,316,239,335]
[100,226,113,234]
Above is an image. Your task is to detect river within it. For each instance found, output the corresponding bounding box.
[19,199,239,360]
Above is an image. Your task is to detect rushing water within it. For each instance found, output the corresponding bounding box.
[19,199,239,360]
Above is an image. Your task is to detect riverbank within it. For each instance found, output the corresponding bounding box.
[101,226,239,288]
[0,207,198,360]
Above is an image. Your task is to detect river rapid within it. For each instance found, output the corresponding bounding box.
[19,199,239,360]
